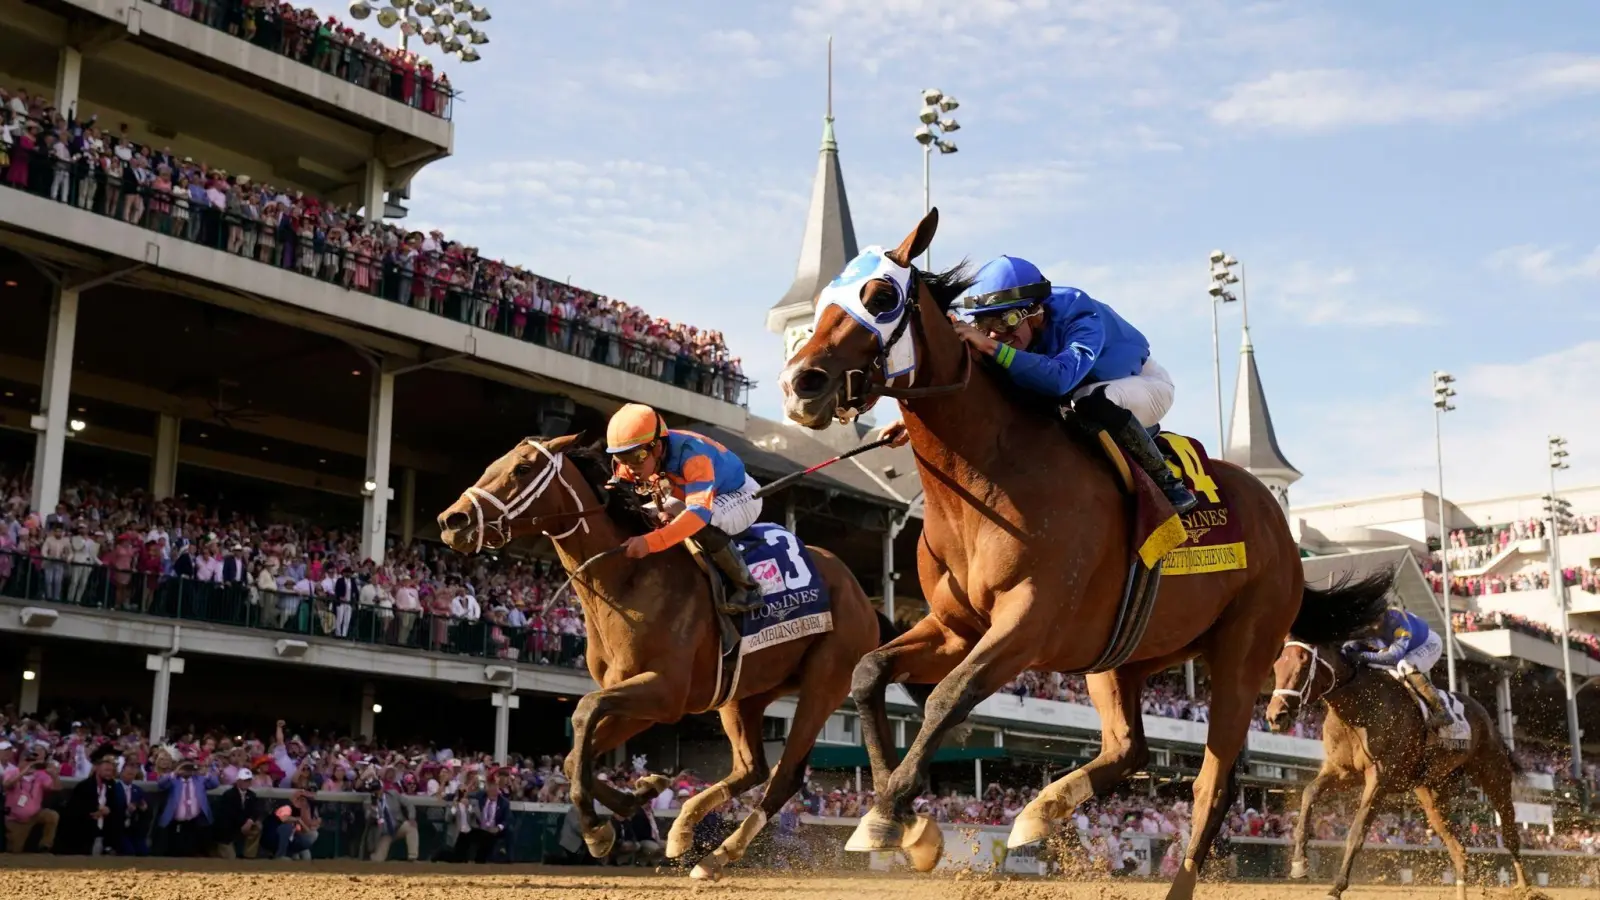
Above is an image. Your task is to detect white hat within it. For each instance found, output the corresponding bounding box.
[237,770,254,781]
[0,741,12,751]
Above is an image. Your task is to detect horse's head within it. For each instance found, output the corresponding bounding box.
[1265,640,1350,732]
[779,210,966,428]
[437,434,595,554]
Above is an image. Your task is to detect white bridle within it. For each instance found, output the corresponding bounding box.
[1270,640,1338,713]
[460,440,590,553]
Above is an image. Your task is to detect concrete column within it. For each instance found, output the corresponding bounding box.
[784,493,797,534]
[362,158,387,226]
[151,413,181,499]
[974,758,984,796]
[54,46,82,117]
[357,682,376,740]
[1185,660,1197,699]
[19,647,43,714]
[1498,673,1516,751]
[30,287,80,516]
[881,526,896,624]
[360,368,396,563]
[400,468,417,545]
[146,654,185,742]
[491,691,519,764]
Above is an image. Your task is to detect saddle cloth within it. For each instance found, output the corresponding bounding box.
[1095,431,1247,576]
[731,523,834,654]
[1381,668,1472,748]
[699,523,833,711]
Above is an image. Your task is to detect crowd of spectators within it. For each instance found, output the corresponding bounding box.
[0,464,592,670]
[1439,516,1600,571]
[0,85,747,404]
[997,672,1326,740]
[150,1,453,118]
[1452,611,1600,663]
[1428,566,1600,598]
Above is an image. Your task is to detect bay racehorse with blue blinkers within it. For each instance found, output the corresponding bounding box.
[778,209,1395,900]
[437,434,883,881]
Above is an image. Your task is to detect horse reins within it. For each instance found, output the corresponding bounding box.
[460,440,603,553]
[837,270,973,420]
[1271,640,1341,718]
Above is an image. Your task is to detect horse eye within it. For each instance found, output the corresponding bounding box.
[512,463,533,477]
[861,279,899,316]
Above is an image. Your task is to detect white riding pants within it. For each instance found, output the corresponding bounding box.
[1395,630,1443,676]
[653,475,764,537]
[1071,357,1175,429]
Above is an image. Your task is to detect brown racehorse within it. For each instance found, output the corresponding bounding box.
[777,209,1391,899]
[1265,629,1529,900]
[436,435,881,881]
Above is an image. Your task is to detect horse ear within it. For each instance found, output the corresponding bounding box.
[886,208,939,268]
[544,433,583,454]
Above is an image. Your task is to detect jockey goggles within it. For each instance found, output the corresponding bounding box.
[611,443,655,467]
[971,305,1041,334]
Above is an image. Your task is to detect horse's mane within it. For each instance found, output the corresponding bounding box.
[1290,571,1394,644]
[915,261,977,314]
[556,442,653,537]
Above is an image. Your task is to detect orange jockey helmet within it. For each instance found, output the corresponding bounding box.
[605,403,667,455]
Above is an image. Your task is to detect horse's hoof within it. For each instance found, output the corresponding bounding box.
[634,773,671,801]
[902,814,943,873]
[582,821,616,859]
[1006,802,1053,849]
[665,822,694,860]
[1288,859,1308,879]
[690,850,728,882]
[844,808,904,852]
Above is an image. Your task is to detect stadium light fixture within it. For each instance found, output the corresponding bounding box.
[22,669,35,681]
[1546,434,1581,782]
[372,703,384,714]
[1208,251,1241,453]
[915,88,963,269]
[1429,369,1460,694]
[365,0,490,62]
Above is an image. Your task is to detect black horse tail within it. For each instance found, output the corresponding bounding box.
[1290,570,1395,644]
[873,610,934,714]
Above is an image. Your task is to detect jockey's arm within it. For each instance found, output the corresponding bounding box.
[994,309,1106,397]
[641,453,717,554]
[1358,634,1409,667]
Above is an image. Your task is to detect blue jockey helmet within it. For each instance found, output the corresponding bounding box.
[960,255,1052,317]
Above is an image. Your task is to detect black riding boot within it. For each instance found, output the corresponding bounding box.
[1074,388,1198,515]
[694,526,763,614]
[1406,670,1452,729]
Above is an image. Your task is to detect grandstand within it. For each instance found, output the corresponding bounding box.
[1,0,1598,875]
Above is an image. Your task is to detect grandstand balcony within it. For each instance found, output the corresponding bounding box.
[2,0,451,210]
[0,153,749,428]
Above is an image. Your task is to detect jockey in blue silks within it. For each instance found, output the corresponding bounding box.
[1343,607,1451,728]
[948,255,1196,514]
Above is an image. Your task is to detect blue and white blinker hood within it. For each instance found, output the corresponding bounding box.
[813,246,918,381]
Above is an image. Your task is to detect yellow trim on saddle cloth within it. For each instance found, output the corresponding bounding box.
[1141,512,1190,570]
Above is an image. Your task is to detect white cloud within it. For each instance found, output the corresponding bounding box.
[1267,261,1429,326]
[1291,340,1600,504]
[1487,244,1600,286]
[704,28,763,56]
[1211,55,1600,133]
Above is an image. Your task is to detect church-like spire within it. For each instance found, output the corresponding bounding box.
[1225,322,1301,509]
[767,37,858,337]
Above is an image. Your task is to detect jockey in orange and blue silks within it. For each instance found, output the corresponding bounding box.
[606,403,764,611]
[881,255,1197,514]
[1343,607,1451,728]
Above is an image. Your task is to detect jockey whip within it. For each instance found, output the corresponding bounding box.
[751,434,897,500]
[548,546,624,610]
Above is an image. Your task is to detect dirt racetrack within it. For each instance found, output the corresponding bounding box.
[0,857,1577,900]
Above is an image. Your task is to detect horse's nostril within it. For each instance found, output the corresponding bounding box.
[791,368,832,400]
[443,512,470,532]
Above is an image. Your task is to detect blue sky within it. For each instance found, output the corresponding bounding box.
[318,0,1600,508]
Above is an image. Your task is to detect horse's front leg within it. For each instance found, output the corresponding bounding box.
[564,673,681,857]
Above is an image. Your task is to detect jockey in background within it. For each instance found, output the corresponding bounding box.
[606,403,764,612]
[1344,606,1452,729]
[884,255,1195,514]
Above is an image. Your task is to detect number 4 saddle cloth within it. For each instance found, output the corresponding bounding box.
[1096,431,1248,577]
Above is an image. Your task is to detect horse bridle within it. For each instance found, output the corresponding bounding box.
[1270,640,1343,719]
[460,441,603,553]
[835,269,973,423]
